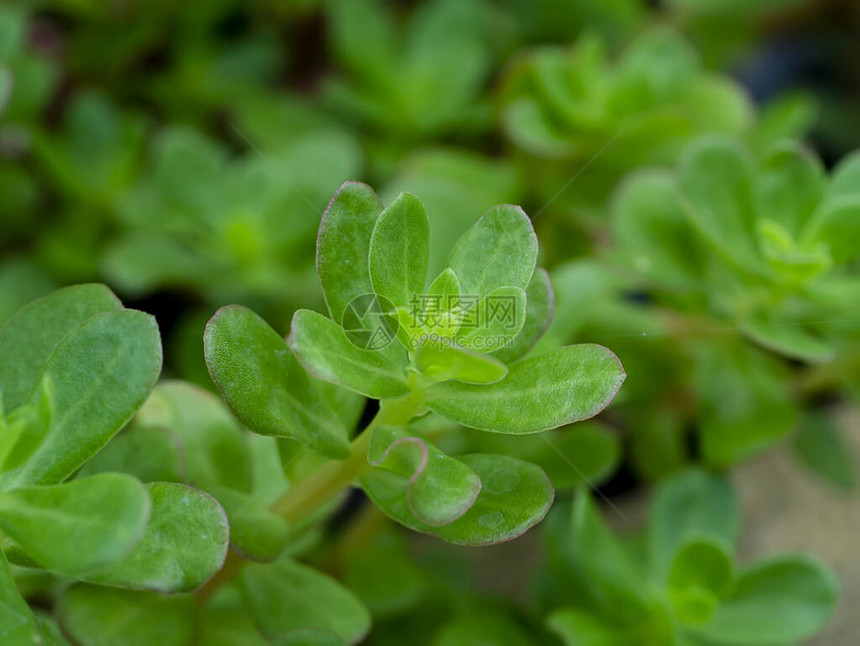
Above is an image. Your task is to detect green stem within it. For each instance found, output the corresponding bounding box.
[195,390,423,603]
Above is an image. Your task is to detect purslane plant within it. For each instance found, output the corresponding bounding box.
[0,285,232,643]
[541,469,839,646]
[499,27,753,216]
[204,181,625,549]
[613,136,860,363]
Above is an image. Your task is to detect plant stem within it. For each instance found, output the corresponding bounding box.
[195,390,423,603]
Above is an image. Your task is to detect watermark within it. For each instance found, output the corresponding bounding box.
[406,331,515,351]
[341,293,398,350]
[407,293,518,331]
[342,292,519,351]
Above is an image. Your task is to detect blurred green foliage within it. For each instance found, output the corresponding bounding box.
[0,0,857,643]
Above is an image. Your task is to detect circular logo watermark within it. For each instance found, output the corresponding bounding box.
[341,293,399,350]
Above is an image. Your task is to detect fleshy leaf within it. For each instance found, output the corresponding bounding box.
[0,309,162,489]
[454,286,527,353]
[492,268,554,364]
[754,142,825,236]
[549,491,650,613]
[0,551,49,645]
[343,528,424,616]
[463,422,620,490]
[448,205,537,296]
[369,192,430,309]
[612,169,703,289]
[211,486,289,563]
[415,343,508,385]
[0,473,149,577]
[678,137,761,273]
[694,341,797,467]
[289,309,410,399]
[425,345,625,434]
[803,196,860,265]
[0,283,120,411]
[793,413,856,492]
[691,556,838,644]
[647,468,739,582]
[740,311,833,363]
[204,306,350,459]
[78,426,185,484]
[87,482,228,593]
[274,629,345,646]
[57,584,194,646]
[361,453,553,545]
[548,609,630,646]
[134,381,252,492]
[240,558,370,644]
[367,425,481,526]
[668,537,734,624]
[317,182,382,323]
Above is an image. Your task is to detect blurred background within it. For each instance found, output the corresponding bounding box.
[1,0,858,643]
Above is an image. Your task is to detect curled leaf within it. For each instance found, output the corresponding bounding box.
[367,425,481,526]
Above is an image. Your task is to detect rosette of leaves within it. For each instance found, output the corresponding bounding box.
[103,124,361,309]
[204,181,626,551]
[499,27,753,216]
[381,148,523,276]
[0,285,232,643]
[613,136,860,364]
[323,0,493,170]
[542,469,838,646]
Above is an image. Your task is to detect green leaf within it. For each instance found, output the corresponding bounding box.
[274,630,345,646]
[196,600,268,646]
[240,558,371,643]
[467,423,621,490]
[740,311,833,363]
[754,142,824,236]
[691,556,838,644]
[57,584,193,646]
[87,482,228,593]
[425,345,625,434]
[0,551,47,645]
[420,267,461,337]
[694,341,797,467]
[548,609,629,646]
[448,205,537,296]
[289,309,409,399]
[826,149,860,200]
[0,284,121,411]
[415,343,508,385]
[804,196,860,265]
[793,413,856,491]
[492,268,554,364]
[317,182,382,323]
[612,169,703,289]
[436,609,543,646]
[369,192,430,308]
[367,425,481,526]
[455,286,527,352]
[0,308,162,489]
[647,468,739,582]
[668,537,734,624]
[343,527,424,616]
[564,491,650,611]
[78,426,184,484]
[135,380,252,492]
[327,0,396,84]
[362,453,553,545]
[0,473,149,577]
[204,306,350,460]
[678,137,761,273]
[211,486,289,563]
